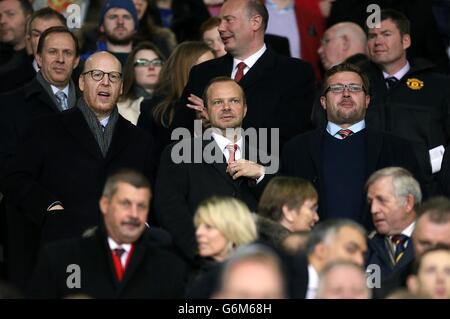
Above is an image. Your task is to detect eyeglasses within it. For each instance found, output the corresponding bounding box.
[133,58,163,67]
[82,70,122,83]
[325,84,365,94]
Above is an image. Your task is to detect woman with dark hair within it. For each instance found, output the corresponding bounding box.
[118,42,165,124]
[137,41,214,163]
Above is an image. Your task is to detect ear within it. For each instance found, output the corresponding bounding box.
[243,103,247,118]
[99,25,105,33]
[365,94,370,109]
[250,14,263,31]
[315,242,328,261]
[79,73,85,92]
[406,275,419,294]
[404,194,415,213]
[281,204,295,223]
[119,81,123,96]
[320,95,327,110]
[73,56,80,70]
[402,34,411,50]
[99,196,109,216]
[341,35,350,51]
[36,53,43,68]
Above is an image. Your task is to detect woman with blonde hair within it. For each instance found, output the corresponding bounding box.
[137,41,214,163]
[187,196,258,298]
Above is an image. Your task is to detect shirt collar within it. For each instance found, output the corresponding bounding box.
[233,44,267,71]
[107,237,132,253]
[401,222,415,238]
[212,131,243,152]
[265,0,294,10]
[326,120,366,137]
[50,84,69,96]
[32,58,39,72]
[307,264,320,299]
[100,116,110,127]
[383,61,411,81]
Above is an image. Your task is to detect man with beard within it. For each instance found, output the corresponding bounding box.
[280,63,422,228]
[80,0,138,66]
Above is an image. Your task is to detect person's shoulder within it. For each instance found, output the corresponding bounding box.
[284,129,318,149]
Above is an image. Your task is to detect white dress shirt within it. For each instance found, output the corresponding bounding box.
[306,264,319,299]
[231,44,267,79]
[108,237,132,268]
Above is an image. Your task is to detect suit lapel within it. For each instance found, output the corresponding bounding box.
[26,79,60,113]
[366,128,383,174]
[369,234,393,268]
[116,237,147,295]
[62,108,104,160]
[104,116,133,163]
[238,49,275,90]
[204,138,237,189]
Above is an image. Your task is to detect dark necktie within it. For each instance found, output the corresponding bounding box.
[337,129,354,139]
[234,62,246,82]
[391,234,409,264]
[385,76,398,90]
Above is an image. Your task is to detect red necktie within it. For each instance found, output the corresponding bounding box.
[112,248,125,281]
[337,129,354,139]
[226,144,238,163]
[234,62,246,82]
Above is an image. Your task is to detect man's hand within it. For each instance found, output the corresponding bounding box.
[48,204,64,211]
[187,94,210,128]
[227,159,265,180]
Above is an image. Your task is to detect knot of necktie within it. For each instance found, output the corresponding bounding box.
[113,247,126,259]
[337,129,354,139]
[55,90,68,110]
[385,76,398,89]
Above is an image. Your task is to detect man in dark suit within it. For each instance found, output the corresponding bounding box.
[365,167,421,286]
[0,26,80,173]
[29,169,186,298]
[154,76,269,264]
[170,0,315,152]
[0,51,154,292]
[280,63,422,227]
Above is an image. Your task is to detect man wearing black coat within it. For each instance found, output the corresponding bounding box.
[280,63,423,228]
[154,77,270,264]
[29,170,186,298]
[0,51,154,291]
[170,0,315,152]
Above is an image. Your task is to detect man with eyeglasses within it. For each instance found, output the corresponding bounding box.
[280,63,422,228]
[0,51,155,292]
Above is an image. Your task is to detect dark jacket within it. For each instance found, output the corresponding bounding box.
[28,225,187,298]
[170,48,316,152]
[280,126,424,228]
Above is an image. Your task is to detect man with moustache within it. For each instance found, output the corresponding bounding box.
[29,170,186,299]
[0,51,154,291]
[280,63,422,228]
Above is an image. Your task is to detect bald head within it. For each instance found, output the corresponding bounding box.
[318,22,368,70]
[79,52,123,119]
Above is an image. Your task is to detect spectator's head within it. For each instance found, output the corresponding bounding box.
[306,219,367,272]
[194,196,257,262]
[367,9,411,73]
[318,22,367,70]
[366,167,421,236]
[214,244,286,298]
[258,176,319,232]
[201,16,226,58]
[100,169,151,244]
[121,41,165,100]
[131,0,148,20]
[317,260,371,299]
[152,41,213,127]
[218,0,267,60]
[99,0,138,47]
[36,26,79,89]
[0,0,33,50]
[203,76,247,135]
[413,197,450,256]
[26,7,65,56]
[407,246,450,299]
[80,51,123,119]
[320,63,370,127]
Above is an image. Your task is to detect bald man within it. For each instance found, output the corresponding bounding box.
[1,51,155,291]
[318,22,367,70]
